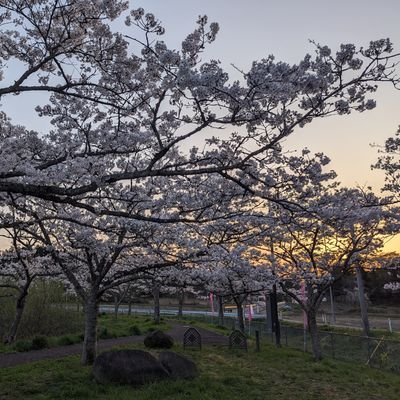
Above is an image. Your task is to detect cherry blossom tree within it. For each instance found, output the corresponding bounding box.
[191,245,274,333]
[0,0,399,365]
[375,125,400,198]
[156,265,198,319]
[13,208,192,364]
[130,273,168,325]
[265,187,390,359]
[0,1,398,225]
[0,227,57,343]
[102,283,133,318]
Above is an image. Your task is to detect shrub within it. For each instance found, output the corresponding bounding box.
[57,335,75,346]
[14,340,33,352]
[98,327,109,339]
[144,330,174,349]
[31,336,48,350]
[98,327,117,339]
[216,325,228,331]
[129,324,142,336]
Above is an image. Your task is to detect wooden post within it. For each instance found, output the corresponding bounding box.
[255,330,261,352]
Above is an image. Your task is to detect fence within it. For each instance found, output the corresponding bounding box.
[181,313,400,374]
[274,324,400,372]
[101,306,400,373]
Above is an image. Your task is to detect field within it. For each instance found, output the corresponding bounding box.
[0,325,400,400]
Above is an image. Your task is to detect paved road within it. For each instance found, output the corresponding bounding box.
[99,304,400,332]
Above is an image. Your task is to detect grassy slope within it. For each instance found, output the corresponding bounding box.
[0,341,398,400]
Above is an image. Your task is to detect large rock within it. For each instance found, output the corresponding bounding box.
[93,349,169,385]
[144,330,174,349]
[159,351,198,380]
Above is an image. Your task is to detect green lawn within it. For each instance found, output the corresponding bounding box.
[97,314,170,338]
[0,341,398,400]
[0,315,169,354]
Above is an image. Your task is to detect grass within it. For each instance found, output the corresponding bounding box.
[188,317,400,373]
[0,314,170,354]
[97,314,170,337]
[0,340,399,399]
[180,317,232,336]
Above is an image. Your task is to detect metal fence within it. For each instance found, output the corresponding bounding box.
[276,324,400,372]
[182,313,400,374]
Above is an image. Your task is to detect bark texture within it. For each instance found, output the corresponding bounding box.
[356,266,370,337]
[82,297,98,365]
[307,308,322,360]
[5,288,29,344]
[153,286,160,324]
[217,295,224,326]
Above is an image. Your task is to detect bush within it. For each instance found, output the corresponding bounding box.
[98,327,117,339]
[146,326,156,333]
[57,335,75,346]
[216,325,228,331]
[14,340,33,352]
[144,330,174,349]
[31,335,48,350]
[128,324,142,336]
[98,327,109,339]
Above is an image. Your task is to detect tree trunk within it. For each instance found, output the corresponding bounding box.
[356,266,370,336]
[82,296,98,365]
[5,289,28,344]
[234,299,245,333]
[271,285,281,346]
[307,308,322,360]
[113,294,119,319]
[177,289,184,318]
[265,294,272,333]
[153,286,160,324]
[128,300,132,316]
[217,295,224,326]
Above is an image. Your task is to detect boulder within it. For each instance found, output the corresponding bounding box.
[159,351,198,380]
[144,330,174,349]
[93,349,169,385]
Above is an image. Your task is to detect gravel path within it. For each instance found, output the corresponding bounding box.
[0,323,228,369]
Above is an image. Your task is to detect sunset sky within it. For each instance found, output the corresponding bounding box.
[5,0,399,189]
[2,0,400,251]
[132,0,400,252]
[127,0,400,189]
